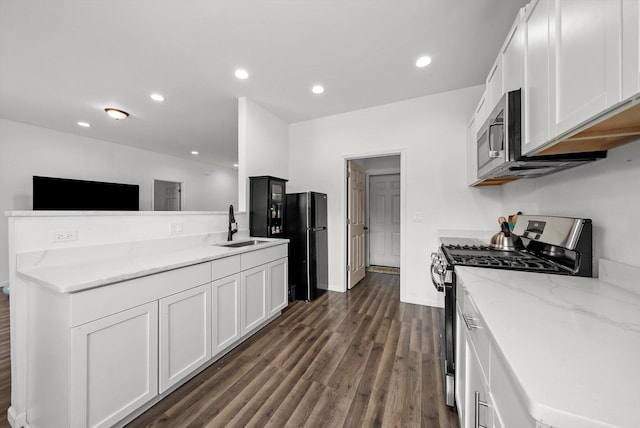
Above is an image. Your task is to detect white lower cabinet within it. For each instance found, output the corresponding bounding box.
[464,340,493,428]
[268,258,288,317]
[70,302,159,428]
[241,264,269,334]
[456,281,537,428]
[455,309,467,424]
[159,284,211,393]
[240,256,288,335]
[212,273,241,354]
[21,244,289,428]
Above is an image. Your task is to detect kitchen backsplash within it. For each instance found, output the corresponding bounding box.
[501,139,640,275]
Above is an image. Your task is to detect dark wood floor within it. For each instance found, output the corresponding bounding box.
[0,273,459,428]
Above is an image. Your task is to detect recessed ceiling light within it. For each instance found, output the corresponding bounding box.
[150,93,165,102]
[191,151,199,155]
[104,108,129,120]
[312,85,324,94]
[233,163,239,168]
[77,122,91,128]
[416,56,432,68]
[235,69,249,80]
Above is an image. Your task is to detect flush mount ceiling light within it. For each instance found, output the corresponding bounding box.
[233,163,239,168]
[311,85,324,94]
[191,151,199,155]
[235,69,249,80]
[77,121,91,128]
[150,93,165,102]
[416,56,432,68]
[104,108,129,120]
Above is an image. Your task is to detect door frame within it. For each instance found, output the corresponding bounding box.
[343,149,406,301]
[365,168,401,268]
[152,178,185,211]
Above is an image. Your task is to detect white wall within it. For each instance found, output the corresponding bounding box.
[289,86,503,307]
[0,118,238,284]
[501,140,640,273]
[361,155,401,171]
[238,97,289,210]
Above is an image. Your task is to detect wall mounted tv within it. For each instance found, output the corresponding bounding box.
[33,176,139,211]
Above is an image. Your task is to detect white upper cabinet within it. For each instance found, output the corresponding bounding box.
[502,10,525,93]
[622,0,640,100]
[523,0,624,155]
[523,0,552,155]
[475,89,489,130]
[550,0,622,138]
[466,116,479,186]
[485,54,503,112]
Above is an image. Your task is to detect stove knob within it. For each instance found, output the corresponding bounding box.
[433,263,445,275]
[430,252,440,261]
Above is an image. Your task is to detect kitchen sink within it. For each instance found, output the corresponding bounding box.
[216,240,269,248]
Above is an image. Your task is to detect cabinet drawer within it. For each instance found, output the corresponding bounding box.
[71,262,211,327]
[212,255,241,280]
[240,245,288,271]
[460,288,491,385]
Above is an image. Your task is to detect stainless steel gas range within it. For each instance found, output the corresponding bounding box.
[430,215,593,408]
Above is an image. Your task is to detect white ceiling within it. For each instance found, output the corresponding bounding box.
[0,0,528,167]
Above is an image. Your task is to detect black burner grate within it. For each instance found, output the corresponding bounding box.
[442,244,563,273]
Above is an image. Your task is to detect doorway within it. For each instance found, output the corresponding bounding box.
[153,179,182,211]
[368,173,400,269]
[346,154,402,290]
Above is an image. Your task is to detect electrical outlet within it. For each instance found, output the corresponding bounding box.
[51,230,78,243]
[170,222,183,235]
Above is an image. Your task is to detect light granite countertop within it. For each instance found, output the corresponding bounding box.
[456,263,640,428]
[17,237,289,293]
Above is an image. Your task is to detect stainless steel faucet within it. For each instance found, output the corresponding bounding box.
[227,204,238,241]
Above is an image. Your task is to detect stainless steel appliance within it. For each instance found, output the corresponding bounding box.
[285,192,329,301]
[430,215,593,408]
[477,89,606,180]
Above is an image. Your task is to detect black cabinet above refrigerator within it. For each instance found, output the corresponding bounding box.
[249,176,288,238]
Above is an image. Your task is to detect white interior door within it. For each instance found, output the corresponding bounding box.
[154,180,182,211]
[368,174,400,268]
[347,161,366,289]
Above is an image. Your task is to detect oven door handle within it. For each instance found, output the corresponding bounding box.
[431,263,444,291]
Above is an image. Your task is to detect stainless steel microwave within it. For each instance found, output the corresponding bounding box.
[476,89,606,180]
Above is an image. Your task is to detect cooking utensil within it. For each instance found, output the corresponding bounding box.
[490,216,523,250]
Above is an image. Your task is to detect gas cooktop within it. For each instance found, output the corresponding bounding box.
[441,243,565,274]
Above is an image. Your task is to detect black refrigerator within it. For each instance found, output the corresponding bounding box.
[285,192,328,301]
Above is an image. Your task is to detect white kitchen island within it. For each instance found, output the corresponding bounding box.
[455,260,640,428]
[5,211,289,428]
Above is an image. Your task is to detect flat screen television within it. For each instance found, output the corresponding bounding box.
[33,176,139,211]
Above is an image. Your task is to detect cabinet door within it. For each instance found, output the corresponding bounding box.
[475,89,489,129]
[159,284,211,393]
[622,0,640,99]
[523,0,552,155]
[551,0,622,137]
[71,302,158,428]
[465,341,493,428]
[241,264,268,335]
[502,10,525,93]
[212,273,241,354]
[485,55,503,111]
[268,258,288,316]
[455,308,467,427]
[466,116,478,186]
